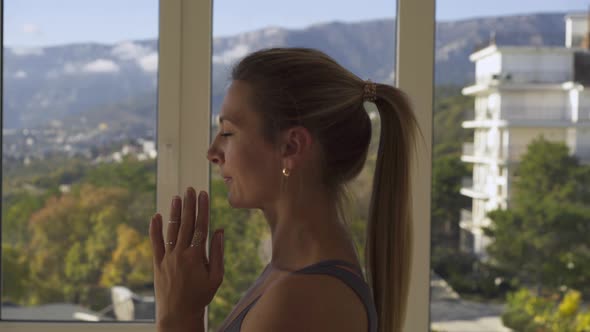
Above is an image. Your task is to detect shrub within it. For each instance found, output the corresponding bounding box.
[502,288,590,332]
[432,247,515,300]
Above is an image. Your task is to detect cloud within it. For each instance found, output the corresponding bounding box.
[14,70,28,79]
[112,41,152,60]
[22,23,41,35]
[138,53,158,73]
[82,59,120,73]
[111,42,158,73]
[63,63,78,74]
[63,59,120,74]
[212,44,250,64]
[11,47,44,56]
[264,27,282,37]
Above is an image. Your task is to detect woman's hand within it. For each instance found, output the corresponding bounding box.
[149,187,224,332]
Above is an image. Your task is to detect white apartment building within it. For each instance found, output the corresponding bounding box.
[459,14,590,258]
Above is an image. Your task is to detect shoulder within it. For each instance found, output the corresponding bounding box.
[241,272,368,332]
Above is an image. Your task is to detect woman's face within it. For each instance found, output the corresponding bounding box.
[207,80,282,208]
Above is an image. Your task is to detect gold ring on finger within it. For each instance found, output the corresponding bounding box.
[190,230,203,247]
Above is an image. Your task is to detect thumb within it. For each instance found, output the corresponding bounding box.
[209,230,224,288]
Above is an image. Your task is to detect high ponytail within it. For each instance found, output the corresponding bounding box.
[366,84,417,332]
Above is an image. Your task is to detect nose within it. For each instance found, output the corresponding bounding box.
[207,144,224,165]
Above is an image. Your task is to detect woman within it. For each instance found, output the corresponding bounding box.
[149,47,418,332]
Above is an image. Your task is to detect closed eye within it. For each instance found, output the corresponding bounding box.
[220,133,233,137]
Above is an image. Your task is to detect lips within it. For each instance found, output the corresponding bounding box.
[223,177,232,184]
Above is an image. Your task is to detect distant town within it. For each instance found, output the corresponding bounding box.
[2,120,157,166]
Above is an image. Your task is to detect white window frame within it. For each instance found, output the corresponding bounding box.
[0,0,433,330]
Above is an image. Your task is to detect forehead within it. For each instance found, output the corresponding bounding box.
[219,80,256,126]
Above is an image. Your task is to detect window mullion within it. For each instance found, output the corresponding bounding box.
[158,0,213,329]
[396,0,435,330]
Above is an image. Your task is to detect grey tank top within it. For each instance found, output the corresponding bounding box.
[223,259,378,332]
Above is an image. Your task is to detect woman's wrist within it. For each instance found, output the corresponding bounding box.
[157,310,205,332]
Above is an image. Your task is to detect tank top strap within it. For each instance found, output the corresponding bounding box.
[292,259,364,276]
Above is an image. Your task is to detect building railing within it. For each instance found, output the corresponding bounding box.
[462,142,497,160]
[577,108,590,121]
[460,209,472,223]
[475,71,572,85]
[500,107,571,121]
[465,178,488,192]
[461,177,473,189]
[464,141,590,163]
[500,144,590,162]
[462,142,474,156]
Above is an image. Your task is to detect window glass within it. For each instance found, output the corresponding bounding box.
[431,2,590,331]
[210,1,396,330]
[2,0,159,322]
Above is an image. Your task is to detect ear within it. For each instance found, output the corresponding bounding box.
[280,126,314,166]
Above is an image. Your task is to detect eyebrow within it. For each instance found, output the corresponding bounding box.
[219,115,239,125]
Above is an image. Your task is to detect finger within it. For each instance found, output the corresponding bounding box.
[208,230,224,287]
[149,214,165,265]
[195,191,210,259]
[177,187,197,249]
[166,196,182,252]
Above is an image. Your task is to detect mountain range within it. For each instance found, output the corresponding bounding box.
[3,12,568,130]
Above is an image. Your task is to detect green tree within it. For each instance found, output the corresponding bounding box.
[485,137,590,294]
[431,155,471,251]
[83,159,156,194]
[1,244,30,303]
[2,192,44,246]
[25,184,131,306]
[433,92,473,158]
[100,224,153,289]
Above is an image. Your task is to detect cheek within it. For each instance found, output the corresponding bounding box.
[236,146,279,186]
[226,141,271,175]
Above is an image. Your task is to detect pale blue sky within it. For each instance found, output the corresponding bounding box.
[4,0,588,47]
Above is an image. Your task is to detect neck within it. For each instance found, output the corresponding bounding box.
[261,187,358,271]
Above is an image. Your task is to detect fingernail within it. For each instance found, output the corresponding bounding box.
[199,191,206,203]
[172,196,180,208]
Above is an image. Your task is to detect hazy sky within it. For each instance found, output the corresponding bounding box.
[4,0,588,47]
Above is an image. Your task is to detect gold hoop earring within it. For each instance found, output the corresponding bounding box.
[282,168,290,177]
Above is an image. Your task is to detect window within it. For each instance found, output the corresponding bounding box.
[2,0,159,329]
[431,2,590,331]
[2,0,434,330]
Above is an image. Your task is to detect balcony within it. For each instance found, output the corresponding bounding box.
[462,142,474,156]
[460,177,488,199]
[459,209,474,231]
[576,108,590,122]
[461,142,499,164]
[461,177,473,188]
[501,107,571,122]
[474,71,572,85]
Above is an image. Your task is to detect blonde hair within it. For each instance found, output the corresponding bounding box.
[232,48,418,332]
